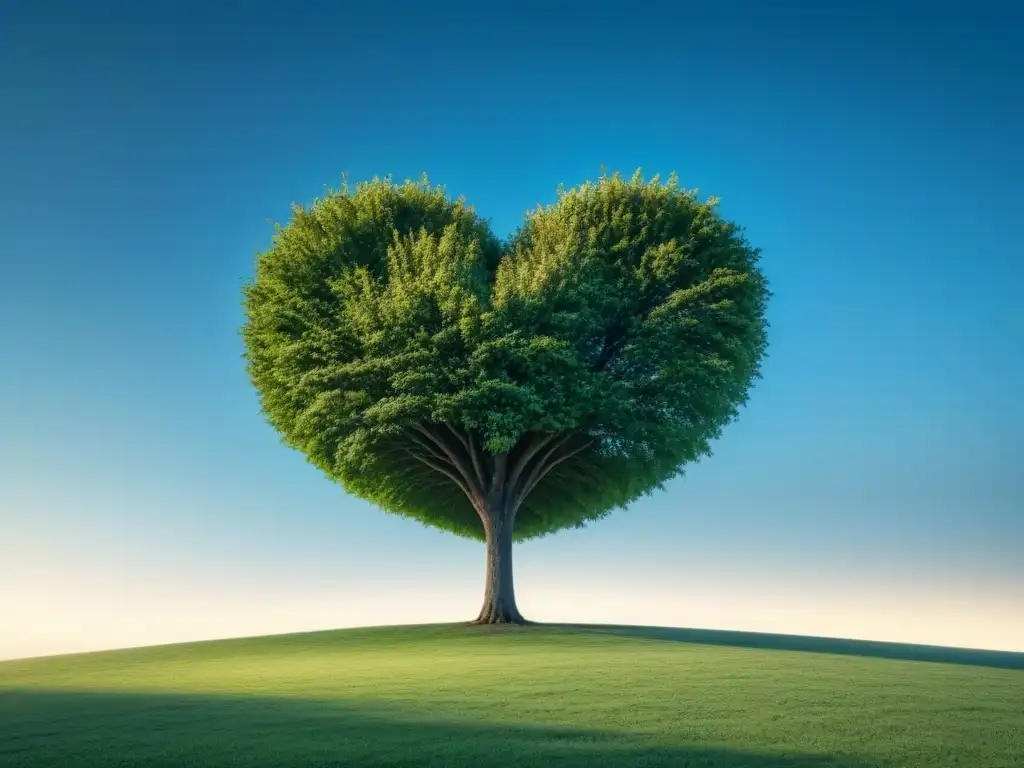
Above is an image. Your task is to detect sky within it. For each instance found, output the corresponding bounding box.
[0,1,1021,661]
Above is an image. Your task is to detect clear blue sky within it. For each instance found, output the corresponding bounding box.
[1,1,1021,659]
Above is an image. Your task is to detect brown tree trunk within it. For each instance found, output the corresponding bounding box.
[404,426,589,625]
[472,507,526,624]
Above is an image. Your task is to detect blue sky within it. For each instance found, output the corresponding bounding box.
[1,1,1021,659]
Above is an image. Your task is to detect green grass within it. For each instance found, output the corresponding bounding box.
[1,623,1022,767]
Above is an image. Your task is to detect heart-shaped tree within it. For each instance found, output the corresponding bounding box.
[242,170,769,624]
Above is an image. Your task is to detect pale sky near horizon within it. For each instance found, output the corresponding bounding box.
[1,1,1022,661]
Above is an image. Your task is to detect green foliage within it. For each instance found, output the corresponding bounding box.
[243,171,769,541]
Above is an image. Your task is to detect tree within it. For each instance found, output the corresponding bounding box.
[242,170,769,624]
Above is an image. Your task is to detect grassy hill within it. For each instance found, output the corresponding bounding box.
[1,623,1021,767]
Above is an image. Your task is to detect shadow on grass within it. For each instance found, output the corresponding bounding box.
[558,623,1024,671]
[0,688,880,768]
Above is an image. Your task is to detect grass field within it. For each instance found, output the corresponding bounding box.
[1,623,1021,767]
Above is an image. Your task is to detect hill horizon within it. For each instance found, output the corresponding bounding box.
[4,621,1022,669]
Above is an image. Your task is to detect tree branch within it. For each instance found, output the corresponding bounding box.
[490,452,508,505]
[445,424,471,453]
[511,433,573,508]
[505,433,557,506]
[518,439,594,502]
[411,424,484,498]
[592,327,625,372]
[462,428,489,492]
[407,431,452,465]
[404,448,474,502]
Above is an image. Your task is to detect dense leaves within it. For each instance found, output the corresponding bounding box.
[243,171,769,541]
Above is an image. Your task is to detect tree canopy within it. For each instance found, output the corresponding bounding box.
[242,171,769,542]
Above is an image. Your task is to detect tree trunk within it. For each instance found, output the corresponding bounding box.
[473,508,526,624]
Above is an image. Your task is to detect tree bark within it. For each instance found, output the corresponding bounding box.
[404,425,588,626]
[472,507,526,624]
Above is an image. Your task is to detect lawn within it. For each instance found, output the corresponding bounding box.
[1,623,1021,767]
